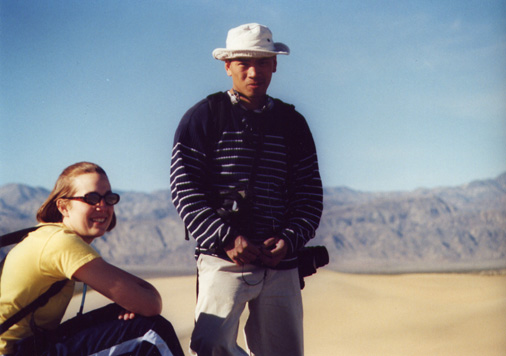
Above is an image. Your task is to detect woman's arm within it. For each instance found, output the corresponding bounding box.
[72,258,162,317]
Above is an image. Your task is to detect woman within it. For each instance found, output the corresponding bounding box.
[0,162,184,356]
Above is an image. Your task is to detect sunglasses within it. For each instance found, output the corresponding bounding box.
[62,192,120,206]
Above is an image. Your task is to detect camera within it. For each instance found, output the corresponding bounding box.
[297,246,329,289]
[215,188,250,226]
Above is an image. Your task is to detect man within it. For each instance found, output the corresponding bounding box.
[170,23,323,356]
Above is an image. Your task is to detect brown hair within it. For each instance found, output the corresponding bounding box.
[36,162,117,231]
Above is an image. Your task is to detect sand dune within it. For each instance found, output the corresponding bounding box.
[63,269,506,356]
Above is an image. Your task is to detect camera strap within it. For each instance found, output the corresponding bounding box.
[240,110,264,235]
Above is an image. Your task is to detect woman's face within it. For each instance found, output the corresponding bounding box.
[58,172,114,243]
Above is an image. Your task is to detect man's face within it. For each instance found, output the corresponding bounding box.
[225,56,277,102]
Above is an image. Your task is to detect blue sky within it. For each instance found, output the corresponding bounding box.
[1,0,505,193]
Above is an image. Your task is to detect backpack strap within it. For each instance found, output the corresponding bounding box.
[0,279,67,335]
[0,226,41,271]
[0,226,39,247]
[206,91,231,150]
[0,226,67,335]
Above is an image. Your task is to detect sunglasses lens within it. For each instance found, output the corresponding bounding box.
[84,193,101,205]
[81,192,119,205]
[105,193,120,205]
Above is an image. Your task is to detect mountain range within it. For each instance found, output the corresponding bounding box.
[1,173,505,274]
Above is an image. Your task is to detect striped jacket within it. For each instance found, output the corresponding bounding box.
[170,92,323,268]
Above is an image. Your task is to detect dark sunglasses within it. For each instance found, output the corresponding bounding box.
[62,192,120,206]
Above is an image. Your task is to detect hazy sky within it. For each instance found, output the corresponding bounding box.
[1,0,505,193]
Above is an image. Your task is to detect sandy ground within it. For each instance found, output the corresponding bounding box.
[63,269,506,356]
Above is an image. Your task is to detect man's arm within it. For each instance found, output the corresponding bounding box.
[170,99,238,252]
[278,111,324,256]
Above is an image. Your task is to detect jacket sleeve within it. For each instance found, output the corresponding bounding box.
[170,100,238,251]
[278,110,323,255]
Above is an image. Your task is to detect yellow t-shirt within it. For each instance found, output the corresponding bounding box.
[0,223,100,354]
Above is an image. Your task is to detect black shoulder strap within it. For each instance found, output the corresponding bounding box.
[206,91,231,144]
[0,226,40,248]
[0,226,41,270]
[0,226,67,335]
[0,280,67,335]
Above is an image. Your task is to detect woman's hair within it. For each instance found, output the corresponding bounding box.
[36,162,116,231]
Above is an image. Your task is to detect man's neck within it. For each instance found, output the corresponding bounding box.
[229,89,267,111]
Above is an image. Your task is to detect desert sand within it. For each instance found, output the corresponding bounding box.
[63,269,506,356]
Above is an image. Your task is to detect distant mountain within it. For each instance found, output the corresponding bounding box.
[1,173,505,274]
[319,173,506,272]
[0,184,50,231]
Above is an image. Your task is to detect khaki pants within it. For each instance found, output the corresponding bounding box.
[190,254,303,356]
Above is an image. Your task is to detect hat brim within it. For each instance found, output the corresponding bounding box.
[212,43,290,60]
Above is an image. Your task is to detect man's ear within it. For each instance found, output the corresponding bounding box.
[272,56,277,73]
[225,60,232,77]
[57,199,70,218]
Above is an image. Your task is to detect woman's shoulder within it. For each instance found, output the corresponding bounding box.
[38,224,100,277]
[34,222,65,233]
[31,223,90,251]
[31,223,77,241]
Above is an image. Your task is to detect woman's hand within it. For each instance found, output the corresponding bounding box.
[118,309,136,320]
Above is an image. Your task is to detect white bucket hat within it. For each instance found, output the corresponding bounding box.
[212,23,290,60]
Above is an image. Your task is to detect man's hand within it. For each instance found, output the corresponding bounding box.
[224,235,261,266]
[260,237,288,268]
